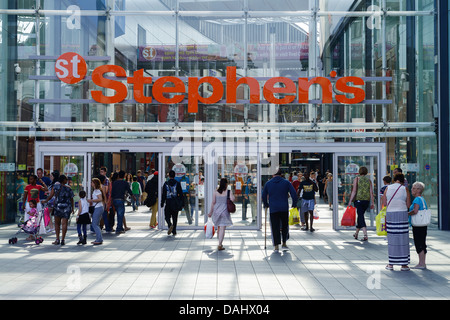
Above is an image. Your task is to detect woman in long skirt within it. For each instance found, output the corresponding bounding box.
[208,178,234,251]
[382,173,411,271]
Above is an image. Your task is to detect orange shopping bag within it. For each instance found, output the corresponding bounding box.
[341,206,356,226]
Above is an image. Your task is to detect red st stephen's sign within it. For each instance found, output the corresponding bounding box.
[55,52,366,113]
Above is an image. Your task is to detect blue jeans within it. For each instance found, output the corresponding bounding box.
[91,206,103,243]
[102,209,112,231]
[77,224,87,237]
[113,199,125,233]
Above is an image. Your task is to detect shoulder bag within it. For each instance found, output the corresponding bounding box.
[89,189,98,214]
[227,190,236,213]
[411,197,431,227]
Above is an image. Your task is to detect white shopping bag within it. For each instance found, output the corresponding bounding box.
[204,218,215,239]
[313,208,319,220]
[38,212,47,235]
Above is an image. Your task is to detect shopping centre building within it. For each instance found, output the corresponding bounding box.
[0,0,448,231]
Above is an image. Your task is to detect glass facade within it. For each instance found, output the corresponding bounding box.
[0,0,442,229]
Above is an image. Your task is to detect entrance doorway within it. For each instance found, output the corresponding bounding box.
[35,142,386,231]
[264,152,334,230]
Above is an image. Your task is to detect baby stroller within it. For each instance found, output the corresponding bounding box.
[9,205,46,245]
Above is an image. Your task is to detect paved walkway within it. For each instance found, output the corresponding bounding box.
[1,205,450,301]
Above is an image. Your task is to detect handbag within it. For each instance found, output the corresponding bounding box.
[227,190,236,213]
[411,197,431,227]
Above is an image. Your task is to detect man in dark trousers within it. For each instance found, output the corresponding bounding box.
[161,170,183,236]
[262,169,298,251]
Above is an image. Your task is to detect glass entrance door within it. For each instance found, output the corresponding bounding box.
[161,155,205,228]
[333,154,379,230]
[42,153,90,217]
[216,155,259,228]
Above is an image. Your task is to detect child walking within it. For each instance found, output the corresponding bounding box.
[131,176,142,211]
[77,191,91,245]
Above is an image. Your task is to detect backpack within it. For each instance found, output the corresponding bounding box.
[165,181,183,211]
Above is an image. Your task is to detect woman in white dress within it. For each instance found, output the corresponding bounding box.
[208,178,235,251]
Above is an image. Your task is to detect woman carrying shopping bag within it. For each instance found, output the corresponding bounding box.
[348,166,375,241]
[208,178,235,251]
[409,181,430,269]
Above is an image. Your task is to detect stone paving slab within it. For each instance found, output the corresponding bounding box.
[1,209,450,301]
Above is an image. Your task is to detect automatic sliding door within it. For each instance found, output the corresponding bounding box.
[162,155,205,228]
[217,155,258,228]
[42,154,88,202]
[334,154,379,230]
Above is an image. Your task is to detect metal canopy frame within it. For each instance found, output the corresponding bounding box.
[0,1,436,140]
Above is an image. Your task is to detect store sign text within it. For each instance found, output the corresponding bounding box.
[55,52,366,113]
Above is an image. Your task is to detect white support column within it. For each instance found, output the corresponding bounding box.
[105,0,116,130]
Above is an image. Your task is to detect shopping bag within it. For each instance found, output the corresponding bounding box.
[44,207,51,227]
[204,218,215,239]
[289,207,300,225]
[376,207,387,236]
[341,206,356,226]
[313,208,319,220]
[38,212,47,235]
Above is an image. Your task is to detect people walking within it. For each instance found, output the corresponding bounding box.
[97,174,112,232]
[42,175,74,246]
[131,176,142,211]
[298,172,318,232]
[106,172,118,231]
[382,173,411,271]
[262,169,298,251]
[88,178,105,245]
[36,168,51,201]
[324,173,333,210]
[380,175,392,197]
[46,170,61,229]
[208,178,235,251]
[136,170,146,204]
[409,181,428,269]
[22,174,48,221]
[145,170,159,228]
[161,170,183,236]
[76,191,91,245]
[111,170,135,234]
[348,166,375,241]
